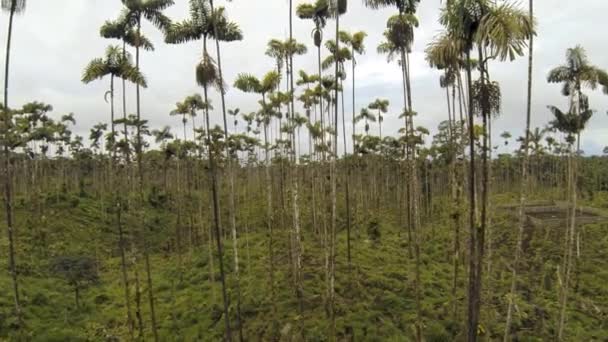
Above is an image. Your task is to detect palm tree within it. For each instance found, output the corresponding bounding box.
[82,44,147,340]
[339,30,367,151]
[2,0,26,320]
[355,108,376,135]
[546,46,607,340]
[228,108,240,133]
[169,95,204,143]
[266,39,287,85]
[170,101,190,141]
[114,2,174,340]
[100,17,154,154]
[368,99,389,139]
[375,15,422,337]
[182,94,205,144]
[437,1,535,340]
[234,70,280,332]
[165,2,242,340]
[82,45,146,156]
[118,0,173,185]
[327,3,347,336]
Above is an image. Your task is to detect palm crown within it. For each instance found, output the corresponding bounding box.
[1,0,26,14]
[82,45,146,87]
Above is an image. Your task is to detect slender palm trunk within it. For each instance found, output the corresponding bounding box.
[110,76,116,161]
[446,81,460,320]
[504,4,534,339]
[341,79,352,267]
[3,2,21,321]
[504,8,533,335]
[202,71,232,340]
[403,45,422,342]
[262,111,277,336]
[289,0,304,315]
[557,145,577,341]
[351,55,356,154]
[134,17,159,342]
[122,40,130,163]
[112,74,133,338]
[465,48,479,342]
[211,19,243,340]
[329,9,340,340]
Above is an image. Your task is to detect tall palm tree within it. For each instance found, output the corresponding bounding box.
[328,2,347,337]
[82,46,145,338]
[546,46,607,341]
[165,2,242,340]
[285,3,307,313]
[339,30,367,151]
[2,0,26,321]
[113,2,174,340]
[100,17,154,153]
[234,70,280,334]
[82,45,146,156]
[373,6,424,340]
[437,1,534,340]
[118,0,173,187]
[203,9,245,337]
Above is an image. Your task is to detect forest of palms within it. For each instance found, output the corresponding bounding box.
[1,0,608,341]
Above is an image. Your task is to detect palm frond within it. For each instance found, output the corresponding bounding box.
[125,29,155,50]
[476,1,535,62]
[165,20,200,44]
[321,55,336,70]
[120,62,148,87]
[261,71,281,93]
[234,74,262,94]
[100,20,127,40]
[547,66,571,84]
[1,0,26,14]
[216,21,243,42]
[82,58,109,83]
[351,31,368,54]
[143,10,172,31]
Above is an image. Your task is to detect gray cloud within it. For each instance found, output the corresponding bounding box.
[2,0,607,155]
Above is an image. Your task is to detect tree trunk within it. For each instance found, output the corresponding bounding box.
[465,48,479,342]
[504,7,533,335]
[202,51,232,340]
[3,2,21,323]
[289,0,304,317]
[263,117,278,337]
[557,146,577,341]
[329,9,340,340]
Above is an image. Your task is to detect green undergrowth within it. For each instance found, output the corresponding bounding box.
[0,190,607,341]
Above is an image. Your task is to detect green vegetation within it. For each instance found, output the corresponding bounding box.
[2,0,608,341]
[1,183,607,340]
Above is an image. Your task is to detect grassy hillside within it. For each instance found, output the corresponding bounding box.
[1,190,607,341]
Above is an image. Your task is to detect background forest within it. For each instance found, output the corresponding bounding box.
[1,0,608,341]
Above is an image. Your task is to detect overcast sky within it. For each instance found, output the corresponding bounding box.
[2,0,607,155]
